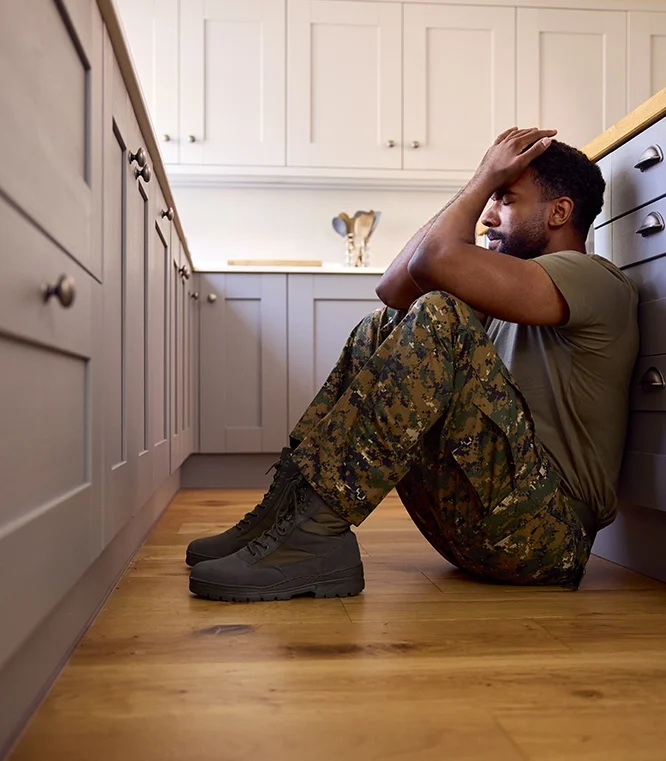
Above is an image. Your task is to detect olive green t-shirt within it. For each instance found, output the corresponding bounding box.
[486,251,639,528]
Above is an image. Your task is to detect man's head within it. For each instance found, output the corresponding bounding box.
[481,139,605,260]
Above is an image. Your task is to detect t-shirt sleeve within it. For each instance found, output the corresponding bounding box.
[534,251,634,341]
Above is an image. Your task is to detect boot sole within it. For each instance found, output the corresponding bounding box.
[189,566,365,602]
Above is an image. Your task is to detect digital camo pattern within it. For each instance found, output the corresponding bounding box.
[291,291,592,588]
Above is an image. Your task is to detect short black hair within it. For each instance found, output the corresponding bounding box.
[528,139,605,237]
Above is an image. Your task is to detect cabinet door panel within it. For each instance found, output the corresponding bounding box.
[151,193,172,485]
[170,242,185,472]
[288,0,402,169]
[180,0,285,166]
[518,9,626,149]
[114,0,180,162]
[629,12,666,112]
[102,39,154,542]
[199,274,287,452]
[404,4,515,173]
[287,275,381,431]
[0,195,96,672]
[0,0,102,279]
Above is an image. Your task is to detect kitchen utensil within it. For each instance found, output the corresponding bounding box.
[339,212,354,235]
[332,216,348,237]
[353,212,376,267]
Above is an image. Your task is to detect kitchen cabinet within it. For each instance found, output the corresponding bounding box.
[628,12,666,111]
[287,0,402,170]
[287,275,381,431]
[0,0,103,280]
[102,36,157,543]
[403,4,515,174]
[114,0,180,163]
[151,188,174,487]
[180,0,286,166]
[0,0,104,674]
[0,0,196,747]
[199,274,288,453]
[517,8,627,149]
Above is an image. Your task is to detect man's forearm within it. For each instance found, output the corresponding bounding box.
[375,190,465,309]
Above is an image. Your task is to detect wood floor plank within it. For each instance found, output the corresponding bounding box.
[8,488,666,761]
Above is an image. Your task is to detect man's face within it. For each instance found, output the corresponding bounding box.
[481,169,551,260]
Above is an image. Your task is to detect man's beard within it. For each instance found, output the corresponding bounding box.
[488,220,549,260]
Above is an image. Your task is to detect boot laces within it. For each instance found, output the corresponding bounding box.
[245,475,309,556]
[235,457,284,532]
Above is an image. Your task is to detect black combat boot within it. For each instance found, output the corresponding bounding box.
[185,447,293,566]
[189,470,365,602]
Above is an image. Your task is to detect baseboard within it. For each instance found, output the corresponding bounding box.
[181,453,280,489]
[0,471,181,760]
[593,502,666,583]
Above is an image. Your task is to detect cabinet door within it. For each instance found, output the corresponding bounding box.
[150,189,173,486]
[287,275,381,432]
[0,0,102,279]
[403,5,515,174]
[114,0,180,163]
[180,0,286,166]
[287,0,402,169]
[628,12,666,111]
[102,38,155,543]
[186,277,201,458]
[199,275,288,453]
[0,194,100,672]
[517,9,626,149]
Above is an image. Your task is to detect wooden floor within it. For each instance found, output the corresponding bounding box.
[9,490,666,761]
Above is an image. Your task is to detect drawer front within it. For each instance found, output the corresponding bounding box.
[612,117,666,220]
[624,254,666,302]
[619,411,666,512]
[0,198,96,669]
[612,196,666,269]
[0,0,102,279]
[638,297,666,357]
[630,355,666,413]
[591,221,612,262]
[593,155,612,228]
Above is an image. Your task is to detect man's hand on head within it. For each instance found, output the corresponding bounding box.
[476,127,557,192]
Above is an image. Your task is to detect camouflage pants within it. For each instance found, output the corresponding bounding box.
[291,291,593,587]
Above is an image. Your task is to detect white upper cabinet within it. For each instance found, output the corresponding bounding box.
[403,4,515,174]
[114,0,179,163]
[628,12,666,111]
[180,0,286,166]
[287,0,402,169]
[517,9,627,149]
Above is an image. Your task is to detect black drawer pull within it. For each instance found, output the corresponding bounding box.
[635,211,665,236]
[640,367,665,390]
[634,144,664,171]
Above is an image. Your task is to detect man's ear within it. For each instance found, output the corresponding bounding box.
[549,197,574,229]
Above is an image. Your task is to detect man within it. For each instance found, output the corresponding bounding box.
[187,127,639,602]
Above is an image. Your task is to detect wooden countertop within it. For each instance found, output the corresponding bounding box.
[582,88,666,161]
[96,0,193,269]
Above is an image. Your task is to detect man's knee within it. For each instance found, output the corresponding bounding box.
[409,291,473,325]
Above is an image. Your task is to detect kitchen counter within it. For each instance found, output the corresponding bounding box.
[202,264,386,274]
[582,87,666,161]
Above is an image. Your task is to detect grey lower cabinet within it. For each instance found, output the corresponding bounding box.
[199,274,288,452]
[198,272,381,452]
[287,274,382,431]
[0,0,104,674]
[591,115,666,581]
[0,0,197,741]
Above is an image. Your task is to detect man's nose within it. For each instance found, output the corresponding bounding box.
[480,199,500,228]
